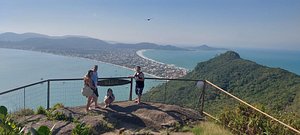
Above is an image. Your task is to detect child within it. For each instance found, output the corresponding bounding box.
[104,88,115,108]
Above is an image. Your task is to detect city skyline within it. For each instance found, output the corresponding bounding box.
[1,0,300,50]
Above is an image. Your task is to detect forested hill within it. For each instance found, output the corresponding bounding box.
[144,51,300,114]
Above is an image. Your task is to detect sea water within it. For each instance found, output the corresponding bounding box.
[0,48,161,110]
[142,49,300,75]
[1,48,299,111]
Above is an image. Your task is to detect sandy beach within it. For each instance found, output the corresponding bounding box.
[136,49,188,71]
[136,49,166,65]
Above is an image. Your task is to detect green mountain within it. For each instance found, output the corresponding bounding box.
[144,51,300,115]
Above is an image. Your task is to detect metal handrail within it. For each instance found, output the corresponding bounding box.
[0,77,298,134]
[0,77,203,96]
[0,80,48,95]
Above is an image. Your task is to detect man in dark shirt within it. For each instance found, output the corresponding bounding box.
[132,66,144,104]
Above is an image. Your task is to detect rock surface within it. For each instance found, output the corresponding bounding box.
[17,101,203,134]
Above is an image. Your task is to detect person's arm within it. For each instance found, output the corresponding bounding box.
[111,94,115,100]
[88,79,96,90]
[92,72,98,87]
[137,73,144,81]
[128,72,136,78]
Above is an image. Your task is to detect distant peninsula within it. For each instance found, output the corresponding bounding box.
[186,45,228,51]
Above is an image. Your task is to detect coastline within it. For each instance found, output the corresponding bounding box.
[136,49,189,71]
[136,49,165,65]
[73,56,162,78]
[0,48,162,78]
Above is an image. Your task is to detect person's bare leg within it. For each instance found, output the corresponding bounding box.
[86,97,92,112]
[90,98,95,107]
[104,99,108,108]
[93,96,99,108]
[137,95,141,104]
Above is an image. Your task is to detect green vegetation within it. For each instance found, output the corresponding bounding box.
[0,106,22,134]
[46,103,73,121]
[72,123,91,135]
[36,106,47,115]
[11,108,34,117]
[188,122,232,135]
[219,104,300,135]
[35,126,51,135]
[144,51,300,134]
[0,105,51,135]
[52,103,64,110]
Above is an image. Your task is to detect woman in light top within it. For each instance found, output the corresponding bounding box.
[84,70,97,112]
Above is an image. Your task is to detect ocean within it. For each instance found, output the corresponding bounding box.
[0,48,134,91]
[0,48,161,110]
[142,49,300,75]
[1,47,299,111]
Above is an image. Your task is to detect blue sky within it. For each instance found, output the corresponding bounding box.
[0,0,300,50]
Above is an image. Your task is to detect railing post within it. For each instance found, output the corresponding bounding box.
[129,78,133,101]
[23,88,26,109]
[47,80,50,110]
[164,80,167,103]
[200,80,206,115]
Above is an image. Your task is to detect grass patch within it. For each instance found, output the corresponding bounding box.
[53,103,64,110]
[72,123,91,135]
[180,122,232,135]
[193,122,232,135]
[10,108,34,118]
[36,106,47,115]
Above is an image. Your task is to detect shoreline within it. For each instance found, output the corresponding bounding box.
[72,56,162,78]
[136,49,189,71]
[136,49,165,65]
[0,48,162,78]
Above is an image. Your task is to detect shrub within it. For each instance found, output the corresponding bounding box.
[0,106,22,134]
[12,108,34,117]
[37,125,51,135]
[36,106,47,115]
[53,103,64,110]
[0,106,52,135]
[218,104,300,135]
[72,123,91,135]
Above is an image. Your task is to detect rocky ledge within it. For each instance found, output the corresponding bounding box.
[14,101,203,134]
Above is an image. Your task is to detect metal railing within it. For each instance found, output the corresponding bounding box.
[0,77,299,134]
[0,77,202,111]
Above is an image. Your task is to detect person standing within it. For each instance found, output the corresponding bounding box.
[131,66,144,104]
[91,65,100,108]
[83,70,97,112]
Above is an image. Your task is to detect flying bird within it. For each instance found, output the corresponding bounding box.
[146,18,153,21]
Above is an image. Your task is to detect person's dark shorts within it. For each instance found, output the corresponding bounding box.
[94,88,99,97]
[135,86,144,96]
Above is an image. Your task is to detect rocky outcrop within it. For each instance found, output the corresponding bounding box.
[15,101,203,134]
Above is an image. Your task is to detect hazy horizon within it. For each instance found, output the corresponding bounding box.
[1,0,300,50]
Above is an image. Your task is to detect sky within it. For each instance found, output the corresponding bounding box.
[0,0,300,50]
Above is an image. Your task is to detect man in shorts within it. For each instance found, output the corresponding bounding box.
[132,66,144,104]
